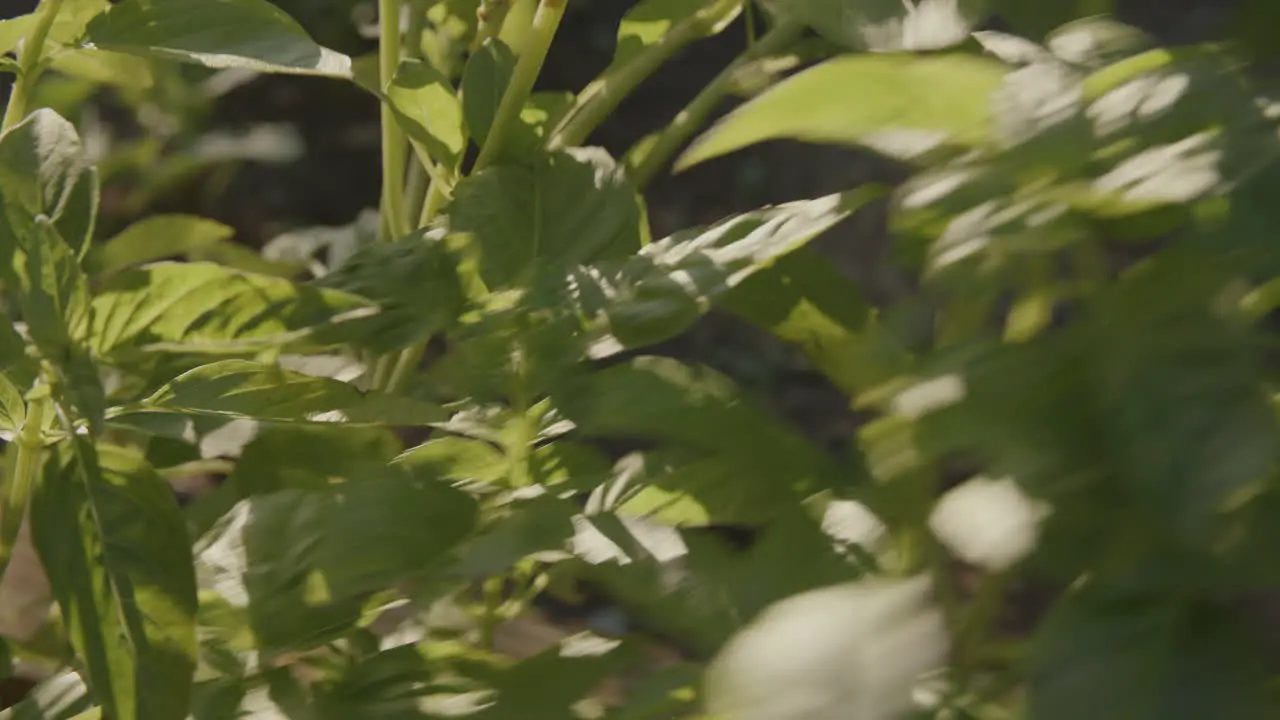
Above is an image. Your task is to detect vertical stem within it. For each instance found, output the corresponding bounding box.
[546,0,742,152]
[0,399,46,587]
[2,0,67,130]
[379,0,410,241]
[628,19,802,189]
[471,0,567,175]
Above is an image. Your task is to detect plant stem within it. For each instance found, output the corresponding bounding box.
[2,0,66,130]
[379,0,410,241]
[628,18,803,189]
[547,0,742,152]
[0,399,46,588]
[471,0,515,54]
[470,0,567,175]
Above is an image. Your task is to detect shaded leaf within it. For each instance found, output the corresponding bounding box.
[229,425,401,497]
[553,356,850,499]
[315,229,465,352]
[31,442,197,720]
[0,375,23,433]
[678,53,1006,168]
[83,0,354,78]
[124,359,448,425]
[448,147,646,288]
[196,473,476,653]
[461,39,516,147]
[1030,589,1277,720]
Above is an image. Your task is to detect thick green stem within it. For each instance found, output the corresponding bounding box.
[0,400,46,588]
[547,0,742,152]
[379,0,410,241]
[2,0,66,130]
[472,0,515,54]
[471,0,567,175]
[629,19,803,189]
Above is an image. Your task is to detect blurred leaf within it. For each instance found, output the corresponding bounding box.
[196,471,476,654]
[764,0,986,52]
[317,645,434,719]
[229,425,401,497]
[387,59,466,169]
[90,262,374,358]
[678,53,1006,169]
[32,442,197,720]
[123,359,447,425]
[448,147,646,289]
[83,0,354,78]
[1030,588,1277,720]
[560,188,881,354]
[553,356,850,500]
[315,229,465,353]
[992,0,1116,40]
[85,215,235,277]
[395,436,509,487]
[461,39,516,147]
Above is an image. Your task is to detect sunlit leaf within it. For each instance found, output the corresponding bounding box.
[85,215,236,277]
[83,0,354,78]
[386,59,466,169]
[123,359,448,425]
[90,262,374,358]
[678,53,1006,168]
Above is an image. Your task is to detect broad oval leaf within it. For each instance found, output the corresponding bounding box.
[677,53,1007,169]
[123,359,448,425]
[82,0,353,78]
[90,262,374,358]
[447,147,647,289]
[461,39,516,147]
[31,442,197,720]
[386,59,466,170]
[0,109,97,259]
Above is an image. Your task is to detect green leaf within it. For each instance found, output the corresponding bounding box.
[386,59,466,170]
[561,188,881,353]
[124,359,448,425]
[1030,588,1277,720]
[677,53,1007,169]
[195,490,363,654]
[448,148,646,289]
[317,645,433,719]
[470,632,639,720]
[991,0,1115,40]
[0,0,111,60]
[0,109,98,260]
[0,375,23,433]
[31,442,197,720]
[461,39,516,147]
[83,0,354,78]
[229,425,401,497]
[196,473,476,653]
[85,215,236,277]
[765,0,986,51]
[315,229,465,353]
[90,262,374,358]
[552,356,850,500]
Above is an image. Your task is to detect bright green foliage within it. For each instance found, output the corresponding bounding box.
[2,0,1280,719]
